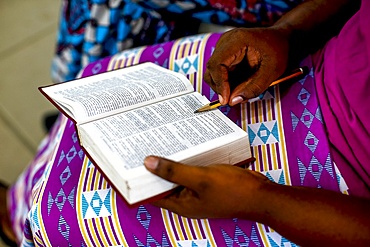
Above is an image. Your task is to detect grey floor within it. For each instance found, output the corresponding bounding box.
[0,0,60,186]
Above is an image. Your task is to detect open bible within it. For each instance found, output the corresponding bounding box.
[39,62,252,205]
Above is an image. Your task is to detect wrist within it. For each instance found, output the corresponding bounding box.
[268,24,308,65]
[238,175,279,223]
[270,22,293,40]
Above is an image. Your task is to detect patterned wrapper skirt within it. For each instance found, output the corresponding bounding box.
[9,32,348,246]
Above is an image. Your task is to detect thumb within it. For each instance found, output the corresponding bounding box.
[144,156,205,190]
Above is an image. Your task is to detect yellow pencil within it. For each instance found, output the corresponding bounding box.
[194,66,308,113]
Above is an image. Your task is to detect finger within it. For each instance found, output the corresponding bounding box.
[228,46,247,68]
[152,187,192,210]
[230,73,267,103]
[229,66,275,104]
[151,196,179,211]
[203,70,217,93]
[144,156,207,191]
[207,48,247,105]
[204,70,229,105]
[152,191,202,219]
[206,61,231,104]
[214,65,231,105]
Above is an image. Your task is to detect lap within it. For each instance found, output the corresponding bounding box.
[11,33,343,246]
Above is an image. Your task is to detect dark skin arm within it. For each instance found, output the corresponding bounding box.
[204,0,360,105]
[144,156,370,247]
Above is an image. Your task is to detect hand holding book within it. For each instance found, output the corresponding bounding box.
[144,155,266,219]
[39,62,253,205]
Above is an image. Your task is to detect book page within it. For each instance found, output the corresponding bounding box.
[78,92,249,180]
[40,62,194,123]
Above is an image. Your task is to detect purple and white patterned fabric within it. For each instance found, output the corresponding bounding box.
[11,13,370,243]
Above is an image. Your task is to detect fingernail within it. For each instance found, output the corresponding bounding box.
[218,94,224,104]
[231,96,244,106]
[144,156,159,170]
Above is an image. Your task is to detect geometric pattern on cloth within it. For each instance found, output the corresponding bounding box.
[248,120,279,146]
[153,46,165,60]
[160,207,218,246]
[300,108,314,128]
[81,189,112,219]
[240,81,288,184]
[109,46,146,71]
[115,47,143,61]
[28,205,40,233]
[58,215,70,241]
[291,107,322,132]
[39,119,86,246]
[283,64,339,193]
[298,153,335,185]
[77,156,130,247]
[177,34,207,45]
[315,107,323,124]
[334,163,349,194]
[267,231,299,247]
[221,224,260,246]
[248,88,275,103]
[134,232,170,247]
[15,116,69,245]
[173,54,199,75]
[260,89,275,101]
[131,203,172,246]
[60,165,72,185]
[263,169,286,185]
[47,187,75,215]
[304,131,318,153]
[298,87,310,106]
[57,150,66,167]
[176,239,211,247]
[57,145,81,165]
[136,205,152,230]
[66,146,78,164]
[87,159,94,168]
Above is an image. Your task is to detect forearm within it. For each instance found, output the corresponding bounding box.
[272,0,360,60]
[253,182,370,246]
